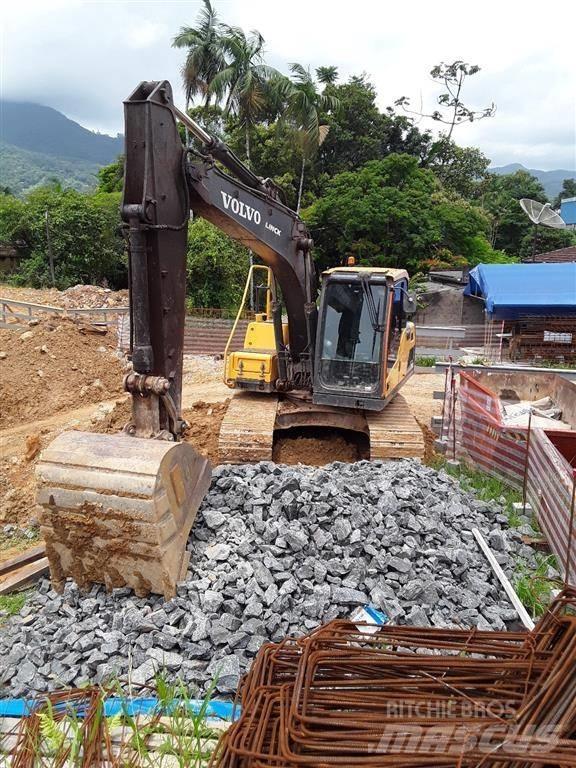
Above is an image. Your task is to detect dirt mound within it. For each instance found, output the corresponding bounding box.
[1,452,39,527]
[90,398,131,434]
[58,284,128,309]
[0,317,126,430]
[182,400,230,465]
[0,283,128,309]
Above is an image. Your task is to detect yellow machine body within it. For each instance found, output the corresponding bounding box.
[384,321,416,397]
[224,289,289,391]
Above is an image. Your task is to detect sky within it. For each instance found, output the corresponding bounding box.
[1,0,575,170]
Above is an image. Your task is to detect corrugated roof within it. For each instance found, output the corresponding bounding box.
[522,246,576,263]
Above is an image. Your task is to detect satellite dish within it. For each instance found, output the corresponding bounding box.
[519,199,566,229]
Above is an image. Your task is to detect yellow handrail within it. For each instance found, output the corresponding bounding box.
[223,264,271,382]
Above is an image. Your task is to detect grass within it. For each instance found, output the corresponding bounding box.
[532,359,576,370]
[415,355,436,367]
[432,458,558,617]
[0,591,29,620]
[514,553,561,618]
[435,458,523,527]
[0,673,226,766]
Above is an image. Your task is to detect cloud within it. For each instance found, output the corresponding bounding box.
[1,0,575,169]
[126,21,168,50]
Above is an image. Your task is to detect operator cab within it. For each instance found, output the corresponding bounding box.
[313,267,417,411]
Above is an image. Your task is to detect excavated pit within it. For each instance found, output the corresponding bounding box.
[272,427,370,465]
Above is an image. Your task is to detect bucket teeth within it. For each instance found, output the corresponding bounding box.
[36,431,211,599]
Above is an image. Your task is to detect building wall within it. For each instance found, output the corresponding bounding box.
[560,197,576,228]
[415,284,484,326]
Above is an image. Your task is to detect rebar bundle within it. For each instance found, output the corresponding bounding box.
[211,588,576,767]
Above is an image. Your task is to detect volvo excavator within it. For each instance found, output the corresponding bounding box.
[36,81,422,599]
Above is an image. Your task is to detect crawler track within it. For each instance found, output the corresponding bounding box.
[219,391,425,464]
[218,393,278,463]
[367,393,425,459]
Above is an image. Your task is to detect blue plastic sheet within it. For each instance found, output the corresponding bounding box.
[0,697,237,720]
[464,263,576,319]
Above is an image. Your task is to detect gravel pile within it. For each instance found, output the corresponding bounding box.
[0,460,538,697]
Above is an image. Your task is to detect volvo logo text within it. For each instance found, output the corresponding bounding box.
[220,192,261,224]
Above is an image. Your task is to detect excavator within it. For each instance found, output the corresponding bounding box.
[36,81,422,599]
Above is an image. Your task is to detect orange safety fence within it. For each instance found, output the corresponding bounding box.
[442,368,576,586]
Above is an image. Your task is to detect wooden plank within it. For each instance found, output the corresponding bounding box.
[521,535,550,552]
[0,558,49,594]
[0,544,46,577]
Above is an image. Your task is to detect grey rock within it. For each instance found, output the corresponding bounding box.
[205,543,231,562]
[131,659,157,685]
[146,648,184,671]
[202,509,226,529]
[405,606,431,627]
[387,556,412,574]
[207,654,240,693]
[332,587,366,605]
[202,590,224,613]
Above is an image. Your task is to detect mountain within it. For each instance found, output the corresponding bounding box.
[0,101,123,195]
[1,101,123,163]
[489,163,576,200]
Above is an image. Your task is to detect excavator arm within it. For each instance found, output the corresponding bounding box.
[121,80,318,441]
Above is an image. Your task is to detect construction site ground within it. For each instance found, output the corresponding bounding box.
[0,283,443,560]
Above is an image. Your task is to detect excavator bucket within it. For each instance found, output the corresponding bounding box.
[36,431,211,599]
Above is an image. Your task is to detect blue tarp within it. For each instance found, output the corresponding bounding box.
[0,697,237,720]
[464,263,576,319]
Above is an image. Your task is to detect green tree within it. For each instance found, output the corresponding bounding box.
[518,226,576,261]
[285,63,339,212]
[427,140,490,198]
[96,156,124,193]
[553,178,576,209]
[480,171,547,255]
[0,192,27,242]
[316,66,339,87]
[306,154,505,272]
[209,26,281,164]
[9,186,126,289]
[172,0,226,107]
[318,76,432,179]
[224,120,303,207]
[186,218,250,308]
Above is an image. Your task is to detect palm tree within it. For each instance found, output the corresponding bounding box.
[172,0,225,108]
[209,26,281,165]
[286,64,339,212]
[315,66,339,87]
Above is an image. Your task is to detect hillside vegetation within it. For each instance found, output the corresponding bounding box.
[0,141,101,195]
